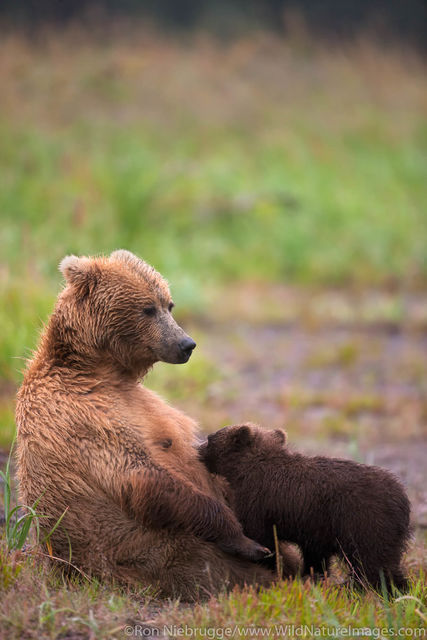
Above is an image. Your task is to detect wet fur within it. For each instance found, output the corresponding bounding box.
[16,252,278,600]
[200,424,412,592]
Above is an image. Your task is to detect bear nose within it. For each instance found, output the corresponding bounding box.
[179,337,196,355]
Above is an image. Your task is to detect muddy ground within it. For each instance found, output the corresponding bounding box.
[1,289,426,532]
[155,308,427,530]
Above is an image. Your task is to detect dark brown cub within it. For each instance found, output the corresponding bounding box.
[199,424,411,593]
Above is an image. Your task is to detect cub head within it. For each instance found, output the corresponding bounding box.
[199,423,287,476]
[57,250,196,375]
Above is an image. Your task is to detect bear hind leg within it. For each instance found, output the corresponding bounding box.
[363,566,409,594]
[302,551,331,578]
[344,554,409,594]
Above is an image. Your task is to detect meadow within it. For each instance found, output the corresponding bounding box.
[0,24,426,638]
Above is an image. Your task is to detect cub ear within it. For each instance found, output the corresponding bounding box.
[230,425,252,450]
[197,440,208,461]
[273,429,287,447]
[59,255,93,287]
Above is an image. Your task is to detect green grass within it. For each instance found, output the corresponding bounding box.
[0,30,426,386]
[0,401,15,450]
[146,349,221,401]
[1,118,425,291]
[0,29,426,635]
[160,574,427,635]
[0,442,69,554]
[0,532,426,639]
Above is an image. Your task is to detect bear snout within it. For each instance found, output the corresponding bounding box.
[156,314,197,364]
[169,334,196,364]
[179,337,196,359]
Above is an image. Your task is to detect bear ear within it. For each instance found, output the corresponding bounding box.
[110,249,142,269]
[59,255,93,287]
[110,249,149,276]
[230,425,252,450]
[273,429,287,447]
[110,249,137,263]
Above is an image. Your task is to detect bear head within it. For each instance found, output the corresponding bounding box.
[199,423,287,477]
[55,250,196,376]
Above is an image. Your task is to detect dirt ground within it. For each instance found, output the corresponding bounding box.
[1,290,426,532]
[171,312,427,531]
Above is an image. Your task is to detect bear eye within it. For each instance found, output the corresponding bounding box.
[168,302,175,312]
[143,306,156,317]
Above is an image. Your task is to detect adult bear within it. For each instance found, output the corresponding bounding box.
[15,250,281,600]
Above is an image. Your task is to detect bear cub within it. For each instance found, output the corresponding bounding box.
[199,424,411,592]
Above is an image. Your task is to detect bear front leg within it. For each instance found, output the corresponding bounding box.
[118,467,270,562]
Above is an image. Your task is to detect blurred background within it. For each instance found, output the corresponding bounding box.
[0,1,426,528]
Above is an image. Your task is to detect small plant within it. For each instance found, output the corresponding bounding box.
[0,545,23,590]
[0,438,67,552]
[1,439,39,551]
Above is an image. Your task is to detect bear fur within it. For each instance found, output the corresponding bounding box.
[199,423,412,592]
[15,251,281,601]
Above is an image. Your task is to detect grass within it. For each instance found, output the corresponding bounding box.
[158,573,427,634]
[0,27,427,388]
[147,347,222,402]
[0,400,15,450]
[0,442,69,555]
[0,530,426,639]
[0,25,426,638]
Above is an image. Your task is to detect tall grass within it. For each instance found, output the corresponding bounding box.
[1,539,425,640]
[0,439,68,552]
[0,29,426,389]
[0,29,425,636]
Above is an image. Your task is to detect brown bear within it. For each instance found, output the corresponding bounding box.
[15,250,281,601]
[199,423,412,592]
